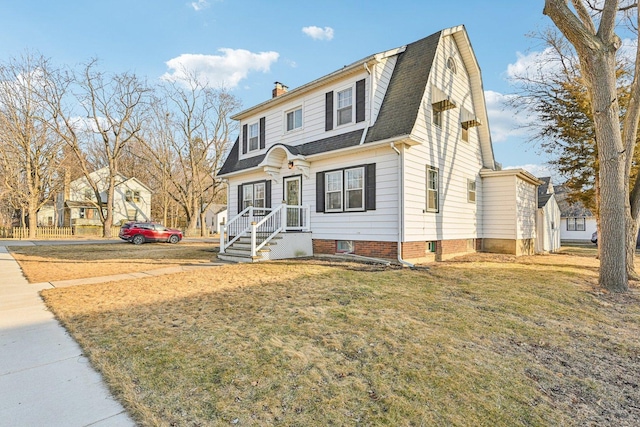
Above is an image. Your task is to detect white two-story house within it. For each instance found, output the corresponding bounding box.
[57,167,152,227]
[218,25,541,263]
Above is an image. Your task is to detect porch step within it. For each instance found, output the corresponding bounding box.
[218,236,278,263]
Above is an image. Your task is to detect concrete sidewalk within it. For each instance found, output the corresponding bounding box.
[0,246,135,426]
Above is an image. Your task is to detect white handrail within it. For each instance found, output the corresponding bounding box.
[252,205,286,255]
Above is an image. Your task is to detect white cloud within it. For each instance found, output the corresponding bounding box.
[162,48,279,88]
[484,90,533,143]
[190,0,210,11]
[302,26,334,41]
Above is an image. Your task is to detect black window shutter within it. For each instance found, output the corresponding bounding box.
[316,172,325,212]
[325,92,333,131]
[365,163,376,211]
[356,79,366,123]
[265,180,272,208]
[237,185,243,213]
[242,124,248,154]
[259,117,266,149]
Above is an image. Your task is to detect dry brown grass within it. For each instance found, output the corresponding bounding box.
[8,242,217,282]
[40,249,640,426]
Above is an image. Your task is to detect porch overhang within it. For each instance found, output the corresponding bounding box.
[259,144,310,181]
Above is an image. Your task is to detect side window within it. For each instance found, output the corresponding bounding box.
[286,107,302,131]
[467,179,476,203]
[426,166,439,212]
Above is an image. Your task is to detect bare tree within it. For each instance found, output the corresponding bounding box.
[543,0,640,292]
[141,72,240,236]
[47,60,151,237]
[0,54,64,238]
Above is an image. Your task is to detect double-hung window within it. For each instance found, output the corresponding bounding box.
[324,167,365,212]
[426,166,439,212]
[325,171,343,212]
[467,179,476,203]
[248,123,259,151]
[567,217,585,231]
[345,167,364,210]
[242,182,265,211]
[337,87,353,126]
[286,107,302,131]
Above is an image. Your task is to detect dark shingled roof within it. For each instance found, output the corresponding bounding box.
[364,31,441,143]
[537,176,553,208]
[219,30,442,176]
[553,185,594,217]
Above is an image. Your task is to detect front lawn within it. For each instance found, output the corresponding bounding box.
[40,252,640,426]
[9,242,217,282]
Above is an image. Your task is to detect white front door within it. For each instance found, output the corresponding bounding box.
[284,176,301,228]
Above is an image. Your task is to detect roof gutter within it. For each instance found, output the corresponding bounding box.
[390,142,414,268]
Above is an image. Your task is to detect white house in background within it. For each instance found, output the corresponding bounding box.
[55,167,152,227]
[199,204,227,234]
[218,25,542,263]
[554,185,597,242]
[535,177,561,253]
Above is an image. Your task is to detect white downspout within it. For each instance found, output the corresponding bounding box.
[391,142,414,268]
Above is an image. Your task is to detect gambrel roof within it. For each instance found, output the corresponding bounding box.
[220,26,494,176]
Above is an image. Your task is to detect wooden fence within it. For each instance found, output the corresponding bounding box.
[0,226,122,239]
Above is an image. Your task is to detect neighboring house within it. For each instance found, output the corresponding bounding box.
[36,202,57,226]
[55,167,152,227]
[535,177,561,253]
[218,26,542,263]
[196,204,228,234]
[554,185,597,242]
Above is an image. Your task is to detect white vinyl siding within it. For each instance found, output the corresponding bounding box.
[403,35,483,242]
[426,166,439,212]
[481,175,517,239]
[516,178,537,239]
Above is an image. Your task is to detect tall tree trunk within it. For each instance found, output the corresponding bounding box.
[590,55,629,291]
[200,210,207,237]
[27,205,37,239]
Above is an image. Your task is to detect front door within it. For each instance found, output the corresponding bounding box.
[284,176,301,228]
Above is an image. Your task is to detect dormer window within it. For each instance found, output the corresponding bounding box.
[248,123,259,151]
[337,87,353,126]
[242,117,265,155]
[286,107,302,132]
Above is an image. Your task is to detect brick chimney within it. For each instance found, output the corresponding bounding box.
[272,81,288,98]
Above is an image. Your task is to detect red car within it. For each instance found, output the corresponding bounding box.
[119,222,183,245]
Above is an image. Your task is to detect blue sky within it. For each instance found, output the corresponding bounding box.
[0,0,555,177]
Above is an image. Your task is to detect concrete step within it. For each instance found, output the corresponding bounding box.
[217,253,260,263]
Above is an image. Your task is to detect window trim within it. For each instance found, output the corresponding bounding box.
[467,179,476,204]
[335,84,354,127]
[285,106,303,132]
[426,165,439,213]
[433,109,442,128]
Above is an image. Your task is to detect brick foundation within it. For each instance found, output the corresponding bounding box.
[312,238,482,262]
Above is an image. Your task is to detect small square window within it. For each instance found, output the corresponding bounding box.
[286,108,302,131]
[461,122,469,142]
[427,241,437,253]
[337,240,354,253]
